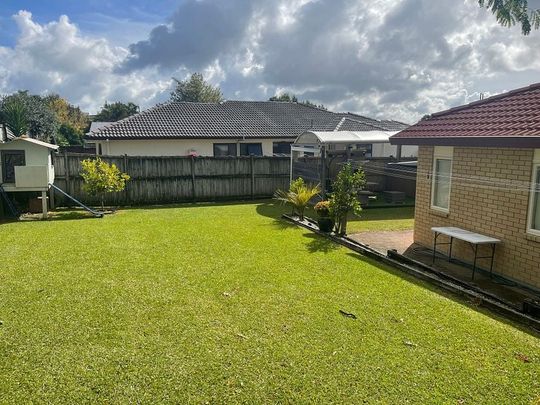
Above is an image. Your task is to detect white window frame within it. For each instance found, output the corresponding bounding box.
[430,146,453,213]
[527,149,540,236]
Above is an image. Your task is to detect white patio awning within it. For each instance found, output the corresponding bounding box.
[294,130,399,146]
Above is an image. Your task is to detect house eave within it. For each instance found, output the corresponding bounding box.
[84,135,299,141]
[390,136,540,148]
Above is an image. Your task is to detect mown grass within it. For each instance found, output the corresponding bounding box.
[0,201,538,404]
[303,205,415,233]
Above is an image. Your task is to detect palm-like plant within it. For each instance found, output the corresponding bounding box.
[274,178,321,220]
[0,99,28,137]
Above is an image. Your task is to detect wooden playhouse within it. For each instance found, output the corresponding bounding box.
[0,136,59,218]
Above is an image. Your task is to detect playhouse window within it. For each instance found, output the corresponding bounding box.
[1,150,26,183]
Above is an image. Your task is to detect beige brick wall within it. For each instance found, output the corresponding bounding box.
[414,146,540,289]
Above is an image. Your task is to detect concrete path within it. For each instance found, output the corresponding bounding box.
[349,230,414,254]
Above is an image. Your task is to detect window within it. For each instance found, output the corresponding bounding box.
[1,150,26,183]
[213,143,237,157]
[356,144,373,157]
[240,143,262,156]
[273,142,292,155]
[527,150,540,234]
[431,146,453,212]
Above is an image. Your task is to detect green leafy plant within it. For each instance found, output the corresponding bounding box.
[479,0,540,35]
[81,158,130,211]
[329,163,366,236]
[274,177,321,220]
[314,200,331,218]
[0,99,29,137]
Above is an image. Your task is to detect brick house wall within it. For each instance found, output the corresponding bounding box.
[414,145,540,290]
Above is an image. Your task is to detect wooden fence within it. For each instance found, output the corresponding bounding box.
[51,153,290,207]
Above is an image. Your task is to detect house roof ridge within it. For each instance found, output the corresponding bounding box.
[90,102,171,135]
[430,82,540,118]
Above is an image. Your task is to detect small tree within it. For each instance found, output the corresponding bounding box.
[329,163,366,236]
[81,158,130,210]
[274,177,321,220]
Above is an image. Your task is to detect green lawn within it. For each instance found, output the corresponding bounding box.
[304,205,415,233]
[0,202,538,404]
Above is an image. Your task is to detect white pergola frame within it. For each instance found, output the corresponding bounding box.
[290,130,399,197]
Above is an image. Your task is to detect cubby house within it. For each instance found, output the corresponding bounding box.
[0,136,59,218]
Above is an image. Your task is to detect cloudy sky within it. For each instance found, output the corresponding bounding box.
[1,0,539,123]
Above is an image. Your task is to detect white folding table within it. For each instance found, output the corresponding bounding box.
[431,227,501,280]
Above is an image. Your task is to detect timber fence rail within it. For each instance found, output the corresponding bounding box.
[52,152,290,207]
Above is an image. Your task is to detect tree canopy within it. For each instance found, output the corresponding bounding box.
[170,73,224,103]
[0,91,58,141]
[95,102,139,122]
[45,94,90,145]
[479,0,540,34]
[269,93,327,110]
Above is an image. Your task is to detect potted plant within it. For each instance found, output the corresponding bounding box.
[314,200,334,232]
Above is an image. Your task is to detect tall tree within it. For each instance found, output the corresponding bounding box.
[479,0,540,34]
[45,94,89,132]
[170,73,224,103]
[95,102,139,122]
[0,91,58,141]
[45,94,90,145]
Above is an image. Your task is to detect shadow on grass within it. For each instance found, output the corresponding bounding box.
[344,252,540,338]
[47,211,99,221]
[255,201,298,230]
[304,233,341,254]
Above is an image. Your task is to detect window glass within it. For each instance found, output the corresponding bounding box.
[356,144,373,157]
[273,142,292,155]
[213,143,237,157]
[1,150,26,183]
[531,167,540,230]
[432,158,451,210]
[240,143,263,156]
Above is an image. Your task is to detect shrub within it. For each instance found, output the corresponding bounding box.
[329,163,365,236]
[274,177,321,220]
[81,158,130,210]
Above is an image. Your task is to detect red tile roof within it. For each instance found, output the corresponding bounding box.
[391,82,540,147]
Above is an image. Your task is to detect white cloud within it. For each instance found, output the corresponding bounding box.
[1,2,540,122]
[0,11,170,113]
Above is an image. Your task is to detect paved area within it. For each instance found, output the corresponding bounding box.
[403,243,540,309]
[349,230,414,254]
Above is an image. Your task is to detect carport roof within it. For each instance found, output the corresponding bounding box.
[294,130,399,145]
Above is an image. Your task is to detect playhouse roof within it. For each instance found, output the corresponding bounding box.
[5,137,60,150]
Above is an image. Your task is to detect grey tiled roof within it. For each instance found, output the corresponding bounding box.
[85,101,407,140]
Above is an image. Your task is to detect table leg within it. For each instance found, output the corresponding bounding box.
[432,232,439,264]
[489,244,496,279]
[448,237,453,262]
[472,244,478,281]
